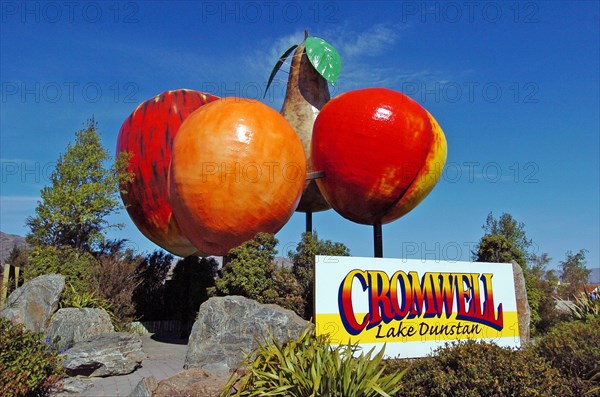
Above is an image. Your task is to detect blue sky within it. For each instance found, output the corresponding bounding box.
[1,1,598,274]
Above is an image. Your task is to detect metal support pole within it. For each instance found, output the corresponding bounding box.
[306,212,313,234]
[374,222,383,258]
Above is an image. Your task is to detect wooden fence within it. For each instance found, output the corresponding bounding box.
[137,319,195,337]
[0,264,21,309]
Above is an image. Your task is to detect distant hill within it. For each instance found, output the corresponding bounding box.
[0,232,29,264]
[589,267,600,284]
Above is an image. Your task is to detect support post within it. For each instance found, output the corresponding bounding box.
[306,212,313,234]
[374,222,383,258]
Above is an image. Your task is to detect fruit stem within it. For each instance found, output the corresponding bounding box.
[304,29,309,40]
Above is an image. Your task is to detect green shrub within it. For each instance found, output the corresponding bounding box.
[59,283,119,330]
[222,326,404,396]
[0,318,63,397]
[391,340,571,397]
[25,245,95,294]
[534,318,600,395]
[567,292,600,321]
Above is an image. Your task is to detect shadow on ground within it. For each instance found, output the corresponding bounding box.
[150,333,189,345]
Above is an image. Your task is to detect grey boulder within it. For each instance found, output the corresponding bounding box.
[184,295,308,371]
[0,274,65,333]
[46,308,114,351]
[62,332,145,377]
[512,261,531,345]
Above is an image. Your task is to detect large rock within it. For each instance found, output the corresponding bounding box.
[0,274,65,332]
[153,369,230,397]
[61,332,145,377]
[185,296,309,371]
[128,376,158,397]
[46,308,114,351]
[53,377,93,396]
[512,261,530,345]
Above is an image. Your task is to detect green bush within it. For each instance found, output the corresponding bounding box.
[567,292,600,321]
[25,245,95,294]
[0,318,63,397]
[222,326,404,396]
[534,318,600,395]
[389,340,570,397]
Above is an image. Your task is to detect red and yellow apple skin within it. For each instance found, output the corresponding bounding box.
[311,88,447,225]
[116,89,219,257]
[169,98,307,256]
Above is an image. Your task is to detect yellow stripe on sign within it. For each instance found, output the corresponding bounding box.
[316,312,520,344]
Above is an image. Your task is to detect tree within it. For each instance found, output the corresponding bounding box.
[88,239,143,330]
[213,233,279,302]
[166,256,219,330]
[529,253,564,333]
[26,245,97,293]
[288,232,350,320]
[474,212,531,267]
[5,245,29,270]
[24,119,130,292]
[559,249,590,300]
[26,118,129,251]
[132,251,174,321]
[474,212,544,334]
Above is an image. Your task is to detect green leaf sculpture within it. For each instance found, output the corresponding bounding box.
[305,36,341,85]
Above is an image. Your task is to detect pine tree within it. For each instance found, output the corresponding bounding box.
[26,118,129,251]
[24,118,130,291]
[288,232,350,319]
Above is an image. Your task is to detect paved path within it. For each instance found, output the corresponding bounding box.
[73,334,188,396]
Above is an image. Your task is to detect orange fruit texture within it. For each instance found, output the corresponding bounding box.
[170,97,307,256]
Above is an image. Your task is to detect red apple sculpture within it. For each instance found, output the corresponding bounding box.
[311,88,447,225]
[116,89,219,257]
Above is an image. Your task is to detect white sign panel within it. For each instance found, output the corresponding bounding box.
[315,256,521,358]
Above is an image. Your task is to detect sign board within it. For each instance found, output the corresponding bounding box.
[314,256,521,358]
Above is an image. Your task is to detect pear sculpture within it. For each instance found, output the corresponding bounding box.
[265,31,341,216]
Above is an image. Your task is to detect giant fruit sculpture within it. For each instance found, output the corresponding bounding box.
[118,34,447,259]
[268,32,341,213]
[311,88,447,225]
[116,89,219,256]
[169,98,306,256]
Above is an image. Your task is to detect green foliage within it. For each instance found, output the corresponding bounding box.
[88,242,142,330]
[60,283,110,310]
[474,234,526,267]
[390,340,571,397]
[482,212,533,255]
[288,232,350,319]
[534,318,600,395]
[473,212,561,335]
[527,253,565,334]
[214,233,279,303]
[222,326,404,397]
[6,245,29,270]
[25,245,96,294]
[214,232,349,319]
[559,249,591,299]
[567,291,600,321]
[166,256,219,327]
[26,118,130,252]
[0,318,63,397]
[132,250,174,320]
[59,282,120,330]
[266,261,305,314]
